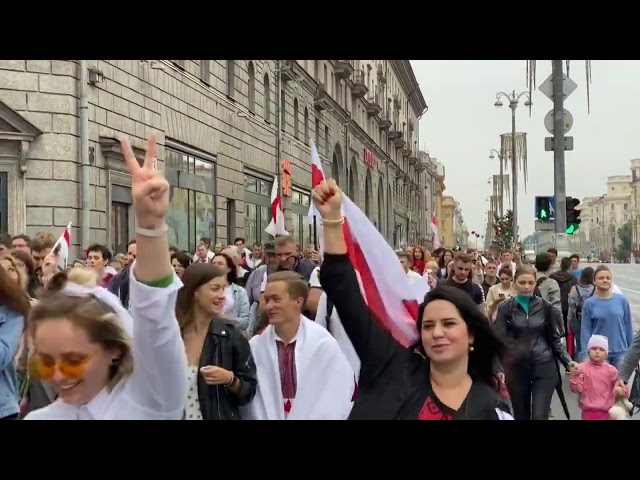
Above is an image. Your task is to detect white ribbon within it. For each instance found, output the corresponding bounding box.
[63,282,134,338]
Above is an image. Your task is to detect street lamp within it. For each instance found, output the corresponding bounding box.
[494,89,531,248]
[489,148,505,217]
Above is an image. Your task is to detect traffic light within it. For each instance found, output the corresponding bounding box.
[566,196,581,234]
[535,196,554,221]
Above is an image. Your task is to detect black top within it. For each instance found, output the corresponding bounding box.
[444,278,484,305]
[319,254,506,420]
[196,317,257,420]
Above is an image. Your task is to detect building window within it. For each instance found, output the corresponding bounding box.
[293,98,299,139]
[290,189,312,249]
[227,60,235,97]
[324,125,330,156]
[280,89,286,131]
[315,118,321,150]
[247,61,256,112]
[304,107,309,145]
[244,173,273,245]
[165,144,216,253]
[111,201,130,255]
[263,73,271,123]
[199,60,210,85]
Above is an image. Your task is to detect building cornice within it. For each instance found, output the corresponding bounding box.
[390,60,428,116]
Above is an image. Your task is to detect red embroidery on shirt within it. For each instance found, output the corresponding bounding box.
[418,396,454,420]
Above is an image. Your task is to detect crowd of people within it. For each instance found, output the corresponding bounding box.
[1,133,639,420]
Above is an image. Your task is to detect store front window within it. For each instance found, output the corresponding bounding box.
[290,189,312,249]
[165,143,216,254]
[244,173,273,245]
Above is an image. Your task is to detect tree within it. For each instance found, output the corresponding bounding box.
[492,210,519,251]
[615,221,632,262]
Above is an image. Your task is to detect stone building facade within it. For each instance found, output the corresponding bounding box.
[0,60,428,256]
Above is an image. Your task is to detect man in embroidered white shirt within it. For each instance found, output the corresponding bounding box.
[242,271,354,420]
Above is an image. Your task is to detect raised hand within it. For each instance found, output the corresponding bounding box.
[312,179,342,221]
[119,133,169,230]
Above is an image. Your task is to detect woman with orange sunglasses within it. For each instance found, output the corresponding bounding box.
[23,133,188,420]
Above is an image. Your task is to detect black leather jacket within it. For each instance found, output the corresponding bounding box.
[196,317,257,420]
[495,296,572,368]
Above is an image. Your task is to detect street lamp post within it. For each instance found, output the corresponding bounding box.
[494,90,532,248]
[488,149,504,217]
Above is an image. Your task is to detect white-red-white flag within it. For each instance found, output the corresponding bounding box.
[431,215,441,249]
[52,222,72,270]
[341,196,430,348]
[265,174,289,237]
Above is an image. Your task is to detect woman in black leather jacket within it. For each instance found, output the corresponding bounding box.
[495,265,578,420]
[176,263,257,420]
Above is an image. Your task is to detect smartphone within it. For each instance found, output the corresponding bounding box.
[498,293,505,300]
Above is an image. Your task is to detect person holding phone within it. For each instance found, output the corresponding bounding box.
[486,267,516,323]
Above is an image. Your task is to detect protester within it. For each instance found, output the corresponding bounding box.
[242,271,354,420]
[314,179,512,420]
[23,133,187,420]
[176,263,257,420]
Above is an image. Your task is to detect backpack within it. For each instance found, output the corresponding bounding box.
[533,276,547,298]
[556,276,578,313]
[575,285,595,322]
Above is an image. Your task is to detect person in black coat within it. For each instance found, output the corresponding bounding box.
[176,263,257,420]
[314,179,510,420]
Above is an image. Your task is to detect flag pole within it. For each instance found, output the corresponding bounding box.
[313,215,318,250]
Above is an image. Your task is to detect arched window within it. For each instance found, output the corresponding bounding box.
[247,61,255,112]
[263,74,270,123]
[293,98,299,139]
[304,107,309,145]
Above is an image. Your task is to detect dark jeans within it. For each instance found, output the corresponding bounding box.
[508,359,558,420]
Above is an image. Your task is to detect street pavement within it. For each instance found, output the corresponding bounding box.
[550,262,639,420]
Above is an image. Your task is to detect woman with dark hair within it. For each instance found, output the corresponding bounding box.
[12,250,39,298]
[495,265,578,420]
[567,266,595,359]
[314,180,511,420]
[212,253,250,333]
[176,263,256,420]
[171,251,192,279]
[438,249,454,279]
[0,265,30,419]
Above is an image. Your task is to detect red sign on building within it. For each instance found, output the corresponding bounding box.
[282,159,292,197]
[364,148,377,169]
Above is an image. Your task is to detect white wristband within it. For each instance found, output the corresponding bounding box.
[136,224,168,237]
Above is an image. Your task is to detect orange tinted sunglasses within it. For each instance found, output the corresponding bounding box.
[27,353,96,381]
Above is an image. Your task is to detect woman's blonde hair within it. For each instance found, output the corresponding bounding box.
[67,267,99,288]
[30,271,133,390]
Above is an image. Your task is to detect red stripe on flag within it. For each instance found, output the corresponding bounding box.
[342,218,417,348]
[271,196,281,223]
[311,164,324,189]
[63,228,70,246]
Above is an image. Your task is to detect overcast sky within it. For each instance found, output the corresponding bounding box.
[411,60,640,239]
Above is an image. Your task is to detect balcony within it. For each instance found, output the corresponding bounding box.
[402,145,413,157]
[388,124,402,141]
[314,82,332,111]
[366,92,382,117]
[409,154,419,166]
[280,60,296,82]
[379,109,392,131]
[394,136,406,149]
[334,60,355,80]
[352,70,368,98]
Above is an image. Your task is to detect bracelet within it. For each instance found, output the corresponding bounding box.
[136,223,168,237]
[321,217,344,225]
[225,374,236,388]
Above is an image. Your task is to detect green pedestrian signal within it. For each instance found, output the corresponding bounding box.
[535,196,554,221]
[566,196,581,235]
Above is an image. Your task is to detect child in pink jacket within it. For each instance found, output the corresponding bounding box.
[570,335,628,420]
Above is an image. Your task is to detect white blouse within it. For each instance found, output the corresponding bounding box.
[24,267,188,420]
[185,366,203,420]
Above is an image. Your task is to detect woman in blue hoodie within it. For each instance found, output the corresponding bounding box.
[580,265,633,370]
[0,265,31,419]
